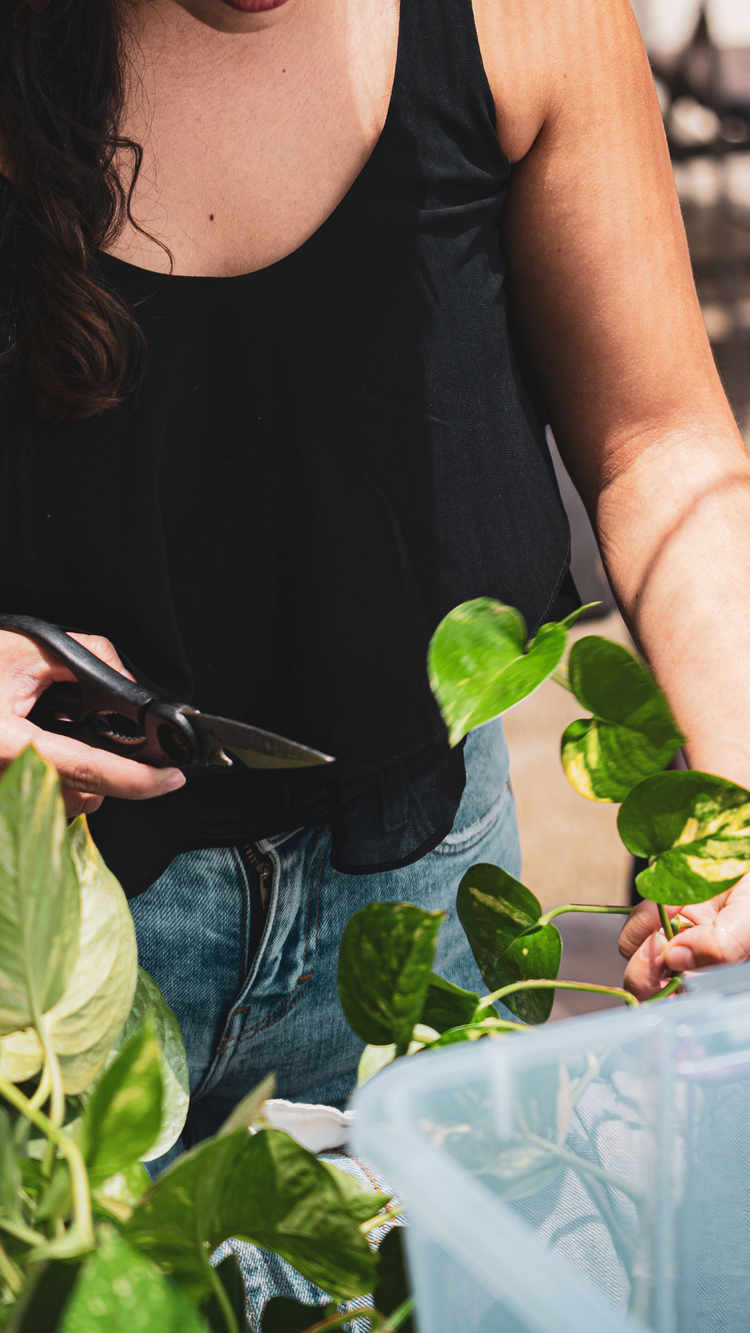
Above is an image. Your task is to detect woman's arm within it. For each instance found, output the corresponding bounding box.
[476,0,750,986]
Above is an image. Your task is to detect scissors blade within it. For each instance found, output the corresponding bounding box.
[181,709,334,770]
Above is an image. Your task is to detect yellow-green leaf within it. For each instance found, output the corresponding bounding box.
[618,770,750,904]
[0,748,79,1034]
[561,637,685,803]
[0,819,137,1092]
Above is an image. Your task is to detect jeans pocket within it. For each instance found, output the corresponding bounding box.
[431,779,513,857]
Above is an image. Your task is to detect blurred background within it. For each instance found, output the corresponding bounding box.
[506,0,750,1019]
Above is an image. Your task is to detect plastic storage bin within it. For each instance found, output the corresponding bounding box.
[352,962,750,1333]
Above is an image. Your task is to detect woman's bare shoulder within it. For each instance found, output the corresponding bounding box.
[472,0,650,162]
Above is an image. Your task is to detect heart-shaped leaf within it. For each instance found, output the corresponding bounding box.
[618,770,750,904]
[0,819,138,1093]
[561,637,685,802]
[337,903,445,1048]
[420,973,482,1033]
[428,600,587,747]
[0,747,79,1034]
[457,864,561,1023]
[60,1225,208,1333]
[110,968,189,1161]
[81,1026,163,1188]
[125,1127,380,1302]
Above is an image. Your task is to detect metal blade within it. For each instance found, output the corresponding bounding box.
[182,708,334,770]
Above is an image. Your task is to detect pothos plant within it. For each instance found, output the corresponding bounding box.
[0,747,412,1333]
[337,596,750,1081]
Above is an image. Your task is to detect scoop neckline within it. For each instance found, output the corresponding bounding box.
[99,3,405,285]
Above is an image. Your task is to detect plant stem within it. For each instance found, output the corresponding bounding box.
[551,667,573,692]
[0,1238,22,1296]
[524,1132,645,1203]
[644,973,684,1002]
[27,1061,52,1113]
[658,904,675,941]
[381,1297,415,1331]
[34,1019,65,1178]
[0,1216,47,1248]
[359,1205,405,1236]
[301,1309,369,1333]
[453,1018,528,1036]
[538,904,632,927]
[206,1256,240,1333]
[476,979,640,1010]
[0,1076,94,1251]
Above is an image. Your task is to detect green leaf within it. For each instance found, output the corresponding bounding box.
[0,748,79,1034]
[321,1163,391,1224]
[337,903,445,1048]
[60,1225,208,1333]
[618,770,750,904]
[93,1162,151,1223]
[125,1128,378,1303]
[491,928,562,1025]
[5,1259,82,1333]
[0,819,138,1094]
[0,1108,21,1223]
[218,1072,276,1137]
[419,974,482,1034]
[203,1254,252,1333]
[110,968,189,1161]
[456,864,561,1024]
[478,1064,572,1200]
[82,1026,163,1188]
[478,1140,563,1201]
[373,1228,413,1332]
[428,599,582,746]
[261,1297,336,1333]
[561,637,685,803]
[357,1026,440,1086]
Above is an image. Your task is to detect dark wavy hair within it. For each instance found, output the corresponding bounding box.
[0,0,156,422]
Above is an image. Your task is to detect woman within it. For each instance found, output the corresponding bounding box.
[0,0,748,1153]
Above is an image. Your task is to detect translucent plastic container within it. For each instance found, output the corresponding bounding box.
[352,962,750,1333]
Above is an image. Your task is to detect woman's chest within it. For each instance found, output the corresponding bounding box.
[112,0,399,276]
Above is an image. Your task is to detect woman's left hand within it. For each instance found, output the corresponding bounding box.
[619,878,750,1000]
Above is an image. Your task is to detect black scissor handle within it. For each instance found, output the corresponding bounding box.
[0,614,154,708]
[0,614,200,768]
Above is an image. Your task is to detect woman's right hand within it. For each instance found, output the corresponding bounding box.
[0,629,186,816]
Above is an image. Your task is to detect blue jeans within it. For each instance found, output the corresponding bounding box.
[130,717,521,1163]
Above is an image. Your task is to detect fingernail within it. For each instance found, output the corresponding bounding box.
[666,945,692,971]
[162,770,186,792]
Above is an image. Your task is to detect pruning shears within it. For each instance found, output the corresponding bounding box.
[0,614,334,772]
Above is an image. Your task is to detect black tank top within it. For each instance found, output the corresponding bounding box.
[0,0,574,896]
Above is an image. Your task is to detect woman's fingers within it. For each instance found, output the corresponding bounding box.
[620,881,750,998]
[0,627,184,806]
[663,875,750,973]
[623,925,672,1001]
[2,719,185,802]
[619,900,682,959]
[67,632,136,680]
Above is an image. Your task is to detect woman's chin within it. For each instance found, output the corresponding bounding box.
[174,0,295,33]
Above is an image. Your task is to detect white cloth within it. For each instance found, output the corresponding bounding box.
[262,1098,356,1154]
